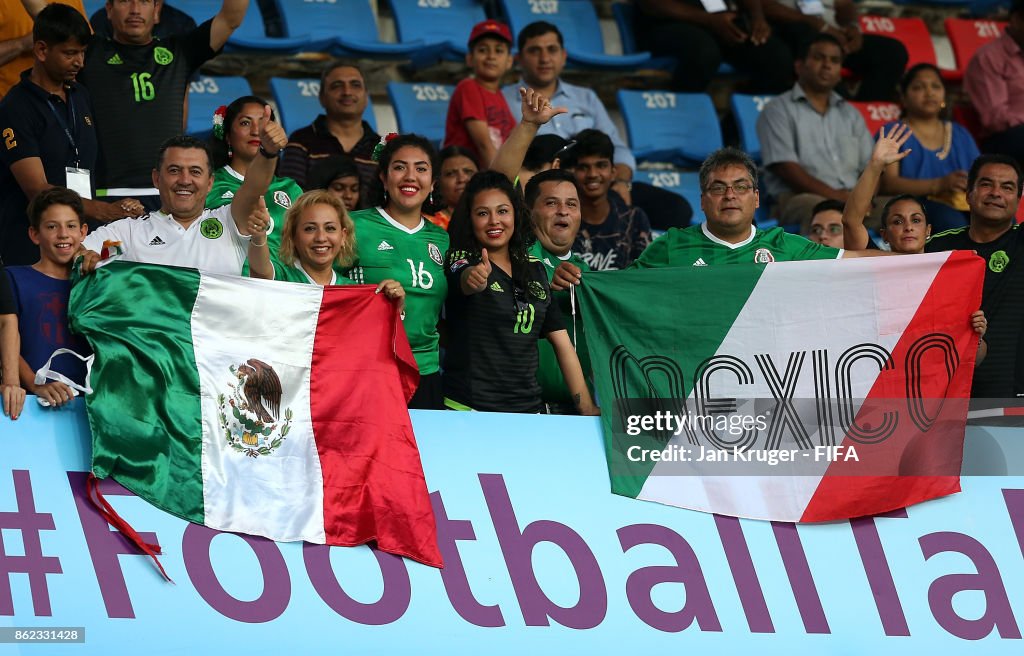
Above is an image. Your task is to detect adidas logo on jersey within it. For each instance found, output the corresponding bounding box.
[489,282,503,292]
[148,236,166,246]
[107,54,123,65]
[693,258,708,267]
[377,240,394,251]
[220,190,234,200]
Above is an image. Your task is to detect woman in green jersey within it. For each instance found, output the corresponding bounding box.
[247,190,405,309]
[348,134,449,409]
[207,96,304,271]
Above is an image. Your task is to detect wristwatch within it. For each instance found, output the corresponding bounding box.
[258,145,278,159]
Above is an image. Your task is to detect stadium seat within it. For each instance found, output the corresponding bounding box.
[176,0,314,52]
[83,0,105,21]
[616,90,723,166]
[390,0,487,60]
[730,94,775,163]
[858,15,940,71]
[186,75,254,138]
[638,170,701,215]
[387,82,455,147]
[945,18,1007,82]
[610,2,675,71]
[498,0,652,69]
[849,101,901,137]
[268,77,376,136]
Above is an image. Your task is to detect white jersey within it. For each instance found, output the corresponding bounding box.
[82,206,250,275]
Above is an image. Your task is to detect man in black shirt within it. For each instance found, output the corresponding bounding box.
[926,154,1024,399]
[0,4,140,266]
[75,0,249,207]
[0,262,25,420]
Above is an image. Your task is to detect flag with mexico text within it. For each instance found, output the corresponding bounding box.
[69,261,442,567]
[577,252,984,522]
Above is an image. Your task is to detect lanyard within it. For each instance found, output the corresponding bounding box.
[46,93,80,167]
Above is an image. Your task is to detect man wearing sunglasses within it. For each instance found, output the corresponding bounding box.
[632,147,885,268]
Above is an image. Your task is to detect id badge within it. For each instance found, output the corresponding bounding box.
[700,0,729,12]
[65,167,92,199]
[797,0,825,15]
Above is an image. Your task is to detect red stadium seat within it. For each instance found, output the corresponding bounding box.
[849,101,901,137]
[944,18,1008,82]
[859,16,937,67]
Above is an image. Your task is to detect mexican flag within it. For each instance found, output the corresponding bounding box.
[577,252,984,522]
[69,261,442,568]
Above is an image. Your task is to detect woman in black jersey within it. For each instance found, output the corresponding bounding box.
[443,171,598,415]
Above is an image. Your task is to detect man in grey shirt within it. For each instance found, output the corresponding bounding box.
[757,32,873,229]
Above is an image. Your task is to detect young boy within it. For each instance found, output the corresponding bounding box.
[564,129,653,270]
[443,19,516,167]
[5,187,93,408]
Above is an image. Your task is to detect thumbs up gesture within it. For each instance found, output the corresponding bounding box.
[463,248,492,294]
[259,104,287,156]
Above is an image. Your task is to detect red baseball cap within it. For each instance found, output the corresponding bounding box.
[467,19,513,48]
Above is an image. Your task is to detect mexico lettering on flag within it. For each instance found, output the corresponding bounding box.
[577,251,985,522]
[69,261,442,567]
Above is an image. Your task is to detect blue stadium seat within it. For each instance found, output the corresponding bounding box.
[175,0,312,52]
[730,93,775,163]
[387,81,455,147]
[269,77,376,136]
[390,0,487,61]
[498,0,652,69]
[610,2,675,71]
[83,0,106,22]
[186,75,254,138]
[639,170,702,217]
[616,90,723,166]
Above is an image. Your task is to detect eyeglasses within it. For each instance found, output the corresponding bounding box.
[810,224,843,236]
[704,181,754,196]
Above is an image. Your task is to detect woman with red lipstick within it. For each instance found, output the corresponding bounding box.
[207,95,304,273]
[347,133,450,409]
[879,64,980,232]
[442,170,598,415]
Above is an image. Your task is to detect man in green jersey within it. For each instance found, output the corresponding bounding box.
[524,168,592,412]
[633,147,888,268]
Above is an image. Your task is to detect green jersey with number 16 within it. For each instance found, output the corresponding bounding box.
[347,207,449,375]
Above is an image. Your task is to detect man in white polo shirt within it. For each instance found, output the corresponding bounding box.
[78,107,287,275]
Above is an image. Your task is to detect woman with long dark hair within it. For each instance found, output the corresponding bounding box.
[347,133,449,409]
[206,95,304,271]
[443,170,597,414]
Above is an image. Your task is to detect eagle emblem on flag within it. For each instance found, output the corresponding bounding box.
[218,359,293,458]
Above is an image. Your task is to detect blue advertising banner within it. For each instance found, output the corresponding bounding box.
[1,403,1023,654]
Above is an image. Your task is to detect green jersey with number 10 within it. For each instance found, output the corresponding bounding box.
[347,207,449,375]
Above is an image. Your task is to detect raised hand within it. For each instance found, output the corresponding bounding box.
[463,248,492,294]
[259,104,287,156]
[872,123,913,167]
[519,87,568,127]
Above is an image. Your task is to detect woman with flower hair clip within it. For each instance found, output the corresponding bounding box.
[347,133,450,409]
[206,95,304,273]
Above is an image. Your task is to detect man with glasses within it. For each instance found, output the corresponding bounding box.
[632,147,883,267]
[806,199,845,249]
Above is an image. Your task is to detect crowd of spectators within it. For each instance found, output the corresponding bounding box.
[1,0,1022,422]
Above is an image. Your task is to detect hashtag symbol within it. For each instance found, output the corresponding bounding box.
[0,470,63,616]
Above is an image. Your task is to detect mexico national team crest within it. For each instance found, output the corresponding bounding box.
[218,359,292,458]
[200,217,223,239]
[527,280,547,300]
[273,190,292,209]
[428,243,443,266]
[754,247,775,263]
[153,46,173,65]
[989,250,1009,273]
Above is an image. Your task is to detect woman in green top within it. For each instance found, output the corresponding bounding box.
[347,134,449,409]
[247,190,405,313]
[207,96,304,271]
